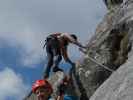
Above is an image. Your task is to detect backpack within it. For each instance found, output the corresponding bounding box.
[43,34,59,49]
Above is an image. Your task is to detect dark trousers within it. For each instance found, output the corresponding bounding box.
[44,40,62,78]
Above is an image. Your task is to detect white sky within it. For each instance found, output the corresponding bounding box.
[0,68,29,100]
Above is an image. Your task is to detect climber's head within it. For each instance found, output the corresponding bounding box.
[32,80,53,100]
[70,34,77,41]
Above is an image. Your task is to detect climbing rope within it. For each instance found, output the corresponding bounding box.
[79,48,115,72]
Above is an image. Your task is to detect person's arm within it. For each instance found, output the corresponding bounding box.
[56,76,70,100]
[56,95,64,100]
[56,81,65,100]
[73,41,87,49]
[62,33,87,49]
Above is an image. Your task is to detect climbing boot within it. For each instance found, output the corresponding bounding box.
[53,66,63,72]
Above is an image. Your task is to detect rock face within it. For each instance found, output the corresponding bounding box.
[103,0,123,9]
[80,0,132,99]
[90,52,133,100]
[72,0,132,99]
[25,0,133,100]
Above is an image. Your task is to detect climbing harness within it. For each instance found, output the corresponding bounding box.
[79,48,114,72]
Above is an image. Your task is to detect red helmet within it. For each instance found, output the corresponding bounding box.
[32,80,53,93]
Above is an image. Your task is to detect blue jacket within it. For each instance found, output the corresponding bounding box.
[49,95,78,100]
